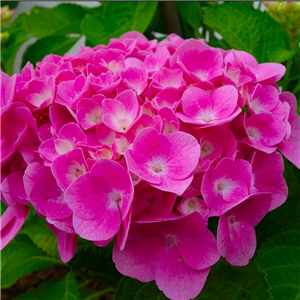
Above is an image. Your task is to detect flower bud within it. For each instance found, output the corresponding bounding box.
[0,31,9,44]
[1,6,14,26]
[264,1,281,13]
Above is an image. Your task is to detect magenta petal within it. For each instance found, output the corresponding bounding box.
[51,148,88,189]
[244,112,286,153]
[0,206,30,250]
[132,183,176,220]
[73,212,120,241]
[65,158,133,220]
[254,180,287,211]
[155,175,193,195]
[181,87,210,118]
[57,232,77,263]
[155,246,210,300]
[30,166,72,219]
[1,171,28,217]
[217,216,256,266]
[115,208,132,250]
[1,103,38,165]
[211,85,238,118]
[278,114,300,168]
[1,72,16,106]
[125,150,161,185]
[113,234,165,282]
[167,131,200,180]
[158,213,219,270]
[255,63,286,83]
[48,224,78,263]
[23,162,44,198]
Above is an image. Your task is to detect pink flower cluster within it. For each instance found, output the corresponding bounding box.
[1,31,299,299]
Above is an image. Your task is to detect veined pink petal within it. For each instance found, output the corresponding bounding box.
[73,210,120,241]
[217,193,272,266]
[155,246,211,300]
[218,216,256,266]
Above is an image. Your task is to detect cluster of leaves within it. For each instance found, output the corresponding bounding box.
[1,1,300,300]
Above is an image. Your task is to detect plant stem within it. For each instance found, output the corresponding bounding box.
[159,2,183,37]
[85,288,114,300]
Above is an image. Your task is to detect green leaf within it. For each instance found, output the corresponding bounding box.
[68,239,121,286]
[1,29,32,74]
[1,200,8,216]
[1,234,60,288]
[20,215,59,259]
[255,218,300,300]
[196,259,271,300]
[114,277,168,300]
[14,272,79,300]
[23,3,86,37]
[81,2,158,46]
[203,2,293,63]
[176,2,203,29]
[21,35,80,68]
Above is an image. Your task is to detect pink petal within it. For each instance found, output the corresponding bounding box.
[73,210,120,241]
[217,216,256,266]
[155,246,210,300]
[0,206,30,250]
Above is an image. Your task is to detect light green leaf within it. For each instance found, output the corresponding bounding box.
[255,218,300,300]
[114,277,168,300]
[21,35,80,68]
[81,2,158,46]
[23,3,86,37]
[20,215,59,259]
[14,272,79,300]
[203,2,293,63]
[1,234,60,288]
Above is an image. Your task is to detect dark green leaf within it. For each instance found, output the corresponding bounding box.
[68,240,121,286]
[203,2,293,63]
[1,234,60,288]
[114,277,168,300]
[176,1,203,38]
[144,5,166,39]
[1,1,19,9]
[21,35,80,68]
[23,3,86,37]
[78,284,114,300]
[255,218,300,300]
[1,200,8,216]
[81,2,158,46]
[20,215,59,259]
[14,272,79,300]
[196,259,271,299]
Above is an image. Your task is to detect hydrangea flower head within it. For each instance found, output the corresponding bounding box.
[1,31,299,300]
